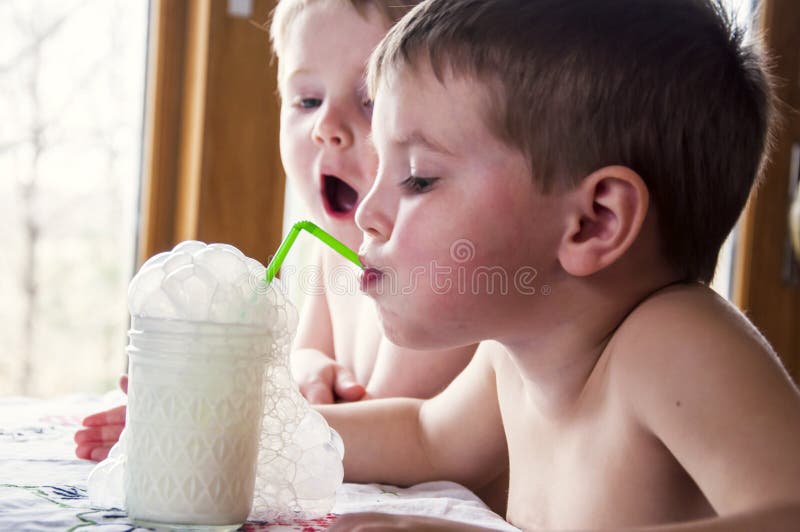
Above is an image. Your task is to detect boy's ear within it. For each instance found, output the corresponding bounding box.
[557,166,649,277]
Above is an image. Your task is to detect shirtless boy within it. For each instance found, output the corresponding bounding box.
[321,0,800,530]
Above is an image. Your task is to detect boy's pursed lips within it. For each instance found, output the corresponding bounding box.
[358,253,384,292]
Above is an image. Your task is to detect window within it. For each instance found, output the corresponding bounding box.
[0,0,149,397]
[710,0,757,301]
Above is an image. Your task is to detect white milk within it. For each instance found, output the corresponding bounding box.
[124,318,268,528]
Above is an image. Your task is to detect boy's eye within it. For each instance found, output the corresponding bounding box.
[401,176,439,194]
[295,97,322,109]
[360,97,374,119]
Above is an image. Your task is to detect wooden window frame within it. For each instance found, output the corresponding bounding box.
[734,0,800,379]
[138,0,284,268]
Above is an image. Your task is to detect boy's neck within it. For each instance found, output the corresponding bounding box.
[498,253,680,420]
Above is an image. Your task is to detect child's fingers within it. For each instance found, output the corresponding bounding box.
[75,442,113,462]
[75,442,96,460]
[333,367,366,402]
[82,405,127,427]
[119,374,128,394]
[302,381,335,404]
[74,424,124,445]
[90,445,113,462]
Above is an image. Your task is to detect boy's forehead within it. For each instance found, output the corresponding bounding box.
[277,1,389,87]
[373,65,501,153]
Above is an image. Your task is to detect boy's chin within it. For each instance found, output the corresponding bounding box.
[378,314,461,351]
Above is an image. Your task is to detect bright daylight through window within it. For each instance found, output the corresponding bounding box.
[0,0,148,397]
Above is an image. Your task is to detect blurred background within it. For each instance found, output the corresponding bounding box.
[1,0,798,398]
[1,0,147,396]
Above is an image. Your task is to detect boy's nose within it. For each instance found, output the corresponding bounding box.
[355,178,393,242]
[312,104,354,149]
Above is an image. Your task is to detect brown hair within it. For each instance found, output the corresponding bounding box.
[369,0,776,283]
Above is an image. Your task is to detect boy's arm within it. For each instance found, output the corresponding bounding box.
[291,250,364,403]
[327,512,499,531]
[617,288,800,530]
[317,341,508,489]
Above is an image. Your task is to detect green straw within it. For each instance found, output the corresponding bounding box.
[265,220,364,283]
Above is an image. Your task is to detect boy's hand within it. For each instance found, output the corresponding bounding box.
[74,374,127,461]
[294,349,366,404]
[328,513,493,531]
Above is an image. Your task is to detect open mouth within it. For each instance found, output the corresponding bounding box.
[323,174,359,216]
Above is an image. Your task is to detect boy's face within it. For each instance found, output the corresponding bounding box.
[356,66,568,349]
[278,2,388,243]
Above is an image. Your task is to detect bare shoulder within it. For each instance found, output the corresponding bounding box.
[620,282,774,353]
[608,282,789,402]
[604,283,800,513]
[603,281,800,439]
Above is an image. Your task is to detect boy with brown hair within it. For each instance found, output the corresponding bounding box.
[321,0,800,529]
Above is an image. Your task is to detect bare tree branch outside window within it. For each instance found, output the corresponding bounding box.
[0,0,147,397]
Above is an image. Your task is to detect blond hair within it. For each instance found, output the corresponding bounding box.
[270,0,417,60]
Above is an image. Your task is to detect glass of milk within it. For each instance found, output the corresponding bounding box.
[122,241,273,529]
[87,239,344,526]
[124,318,268,529]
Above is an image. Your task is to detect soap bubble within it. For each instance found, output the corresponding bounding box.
[330,428,344,460]
[162,251,193,275]
[294,410,333,450]
[172,240,207,254]
[208,242,246,258]
[127,266,165,316]
[139,251,172,273]
[195,247,249,285]
[245,256,266,272]
[296,495,335,517]
[292,443,344,500]
[208,284,243,323]
[87,429,128,509]
[162,263,218,321]
[140,290,178,320]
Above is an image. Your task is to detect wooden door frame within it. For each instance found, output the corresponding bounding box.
[734,0,800,379]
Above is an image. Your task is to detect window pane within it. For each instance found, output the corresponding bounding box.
[0,0,148,397]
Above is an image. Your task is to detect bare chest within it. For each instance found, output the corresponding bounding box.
[496,360,713,529]
[325,287,382,384]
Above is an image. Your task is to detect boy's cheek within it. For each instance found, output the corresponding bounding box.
[279,123,316,183]
[372,283,475,349]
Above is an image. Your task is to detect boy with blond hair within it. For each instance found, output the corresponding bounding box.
[76,0,477,463]
[321,0,800,530]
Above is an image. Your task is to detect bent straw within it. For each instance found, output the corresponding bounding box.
[265,220,363,283]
